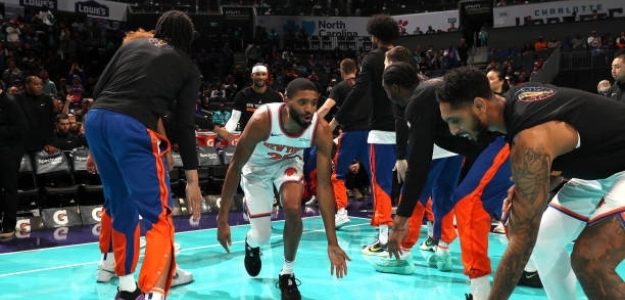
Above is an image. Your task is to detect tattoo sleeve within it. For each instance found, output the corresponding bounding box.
[488,144,551,300]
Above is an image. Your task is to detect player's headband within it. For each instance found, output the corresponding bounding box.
[252,65,268,74]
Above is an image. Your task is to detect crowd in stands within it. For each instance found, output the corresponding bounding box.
[117,0,570,16]
[3,2,623,212]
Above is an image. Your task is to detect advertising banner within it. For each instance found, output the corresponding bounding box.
[493,0,624,28]
[4,0,128,21]
[257,10,459,37]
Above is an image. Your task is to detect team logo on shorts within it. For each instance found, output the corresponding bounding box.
[285,167,297,176]
[515,86,557,102]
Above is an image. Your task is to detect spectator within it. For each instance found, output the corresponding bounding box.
[616,32,625,49]
[212,103,232,126]
[597,79,612,97]
[51,113,86,150]
[15,76,57,157]
[2,60,23,86]
[67,75,85,108]
[40,69,58,98]
[534,36,548,51]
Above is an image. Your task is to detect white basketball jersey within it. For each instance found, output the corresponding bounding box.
[244,103,318,170]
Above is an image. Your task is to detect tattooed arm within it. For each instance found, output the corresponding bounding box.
[488,121,578,300]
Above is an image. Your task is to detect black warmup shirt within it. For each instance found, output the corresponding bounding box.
[607,81,625,102]
[336,47,394,132]
[397,80,483,217]
[328,78,368,131]
[505,83,625,180]
[16,92,55,153]
[232,87,282,131]
[92,38,200,170]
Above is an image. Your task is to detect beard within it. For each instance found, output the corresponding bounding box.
[457,114,489,141]
[289,106,312,128]
[253,79,266,87]
[469,115,490,141]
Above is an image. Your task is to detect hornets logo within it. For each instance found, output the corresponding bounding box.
[516,86,557,103]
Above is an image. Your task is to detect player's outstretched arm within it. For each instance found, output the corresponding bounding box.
[314,119,351,278]
[489,121,578,300]
[217,108,268,253]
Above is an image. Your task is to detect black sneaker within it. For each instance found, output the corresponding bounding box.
[518,270,543,288]
[114,286,144,300]
[465,293,473,300]
[278,273,301,300]
[244,238,261,277]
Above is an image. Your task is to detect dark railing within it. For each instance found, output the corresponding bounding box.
[560,49,618,71]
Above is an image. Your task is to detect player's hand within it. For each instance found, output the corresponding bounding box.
[216,127,235,142]
[393,159,408,183]
[388,216,408,260]
[86,153,98,174]
[186,181,203,220]
[327,244,350,278]
[217,221,232,253]
[44,144,58,154]
[501,184,515,225]
[165,151,174,171]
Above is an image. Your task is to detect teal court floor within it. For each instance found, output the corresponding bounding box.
[0,216,621,299]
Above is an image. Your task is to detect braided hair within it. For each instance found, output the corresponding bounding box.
[153,10,195,53]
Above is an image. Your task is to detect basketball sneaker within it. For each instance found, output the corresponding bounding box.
[374,256,415,275]
[419,236,438,252]
[96,263,116,283]
[427,252,453,271]
[304,196,318,206]
[278,273,301,300]
[115,286,144,300]
[518,270,543,288]
[244,238,262,276]
[335,209,350,229]
[362,239,388,256]
[171,265,194,286]
[97,264,192,287]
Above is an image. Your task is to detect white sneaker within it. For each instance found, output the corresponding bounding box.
[96,263,116,283]
[305,196,318,206]
[335,209,350,229]
[171,265,194,287]
[493,221,506,234]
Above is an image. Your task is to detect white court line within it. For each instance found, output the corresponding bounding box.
[0,215,367,256]
[0,216,371,277]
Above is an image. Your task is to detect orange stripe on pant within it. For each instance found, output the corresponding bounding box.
[137,130,176,294]
[332,173,348,210]
[401,197,429,249]
[456,144,510,279]
[369,144,394,227]
[99,208,112,254]
[332,134,349,210]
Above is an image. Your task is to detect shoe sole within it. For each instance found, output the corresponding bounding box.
[374,260,415,275]
[335,218,350,229]
[361,248,389,257]
[96,269,116,283]
[172,277,194,287]
[375,266,415,275]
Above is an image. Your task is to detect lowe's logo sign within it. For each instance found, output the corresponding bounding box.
[75,0,109,17]
[20,0,57,10]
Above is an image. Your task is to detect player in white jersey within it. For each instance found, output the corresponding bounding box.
[217,78,350,300]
